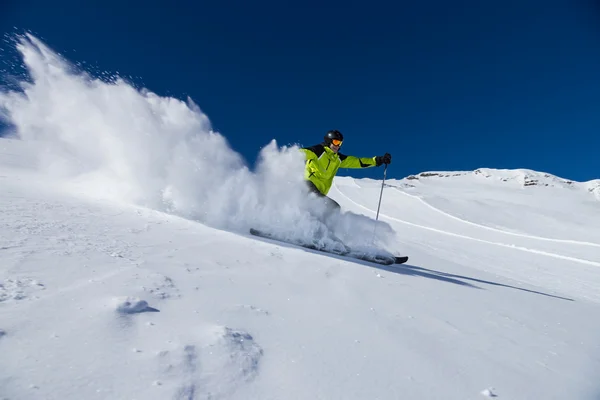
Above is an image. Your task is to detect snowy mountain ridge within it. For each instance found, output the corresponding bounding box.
[403,167,600,199]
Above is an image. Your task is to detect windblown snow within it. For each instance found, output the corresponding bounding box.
[1,34,600,400]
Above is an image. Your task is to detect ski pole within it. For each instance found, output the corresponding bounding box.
[371,163,388,244]
[375,163,388,221]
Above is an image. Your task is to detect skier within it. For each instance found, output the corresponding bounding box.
[300,129,392,215]
[249,130,408,266]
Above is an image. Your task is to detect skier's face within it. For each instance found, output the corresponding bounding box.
[329,139,342,153]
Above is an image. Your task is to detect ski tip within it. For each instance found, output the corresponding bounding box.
[394,256,409,264]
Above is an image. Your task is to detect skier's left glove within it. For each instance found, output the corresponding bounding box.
[375,153,392,166]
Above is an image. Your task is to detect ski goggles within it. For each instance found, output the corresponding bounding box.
[331,139,343,146]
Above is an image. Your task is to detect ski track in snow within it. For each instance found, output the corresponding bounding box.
[334,182,600,268]
[388,183,600,247]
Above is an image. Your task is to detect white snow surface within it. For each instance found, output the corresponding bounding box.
[2,34,600,400]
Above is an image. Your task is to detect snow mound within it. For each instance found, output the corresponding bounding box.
[113,296,159,314]
[154,326,263,399]
[198,326,263,396]
[221,327,263,381]
[481,387,498,397]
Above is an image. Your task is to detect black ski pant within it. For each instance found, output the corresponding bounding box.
[305,180,341,214]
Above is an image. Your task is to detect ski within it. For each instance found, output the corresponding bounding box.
[249,228,408,266]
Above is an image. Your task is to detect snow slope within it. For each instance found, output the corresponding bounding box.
[2,34,600,400]
[390,169,600,242]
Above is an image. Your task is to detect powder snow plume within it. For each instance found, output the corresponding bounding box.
[0,34,394,250]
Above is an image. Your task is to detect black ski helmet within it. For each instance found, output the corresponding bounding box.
[324,130,344,146]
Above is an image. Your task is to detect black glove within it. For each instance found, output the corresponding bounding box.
[375,153,392,166]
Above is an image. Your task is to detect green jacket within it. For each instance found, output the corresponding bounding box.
[301,143,378,195]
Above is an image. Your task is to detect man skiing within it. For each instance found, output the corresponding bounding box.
[300,130,392,214]
[249,130,408,267]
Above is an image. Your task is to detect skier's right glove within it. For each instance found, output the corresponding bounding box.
[375,153,392,166]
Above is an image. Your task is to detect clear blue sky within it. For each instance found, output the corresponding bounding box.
[2,0,600,181]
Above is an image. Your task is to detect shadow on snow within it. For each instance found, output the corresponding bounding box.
[247,232,574,302]
[376,263,574,302]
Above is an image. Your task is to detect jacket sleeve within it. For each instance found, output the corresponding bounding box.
[339,153,377,169]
